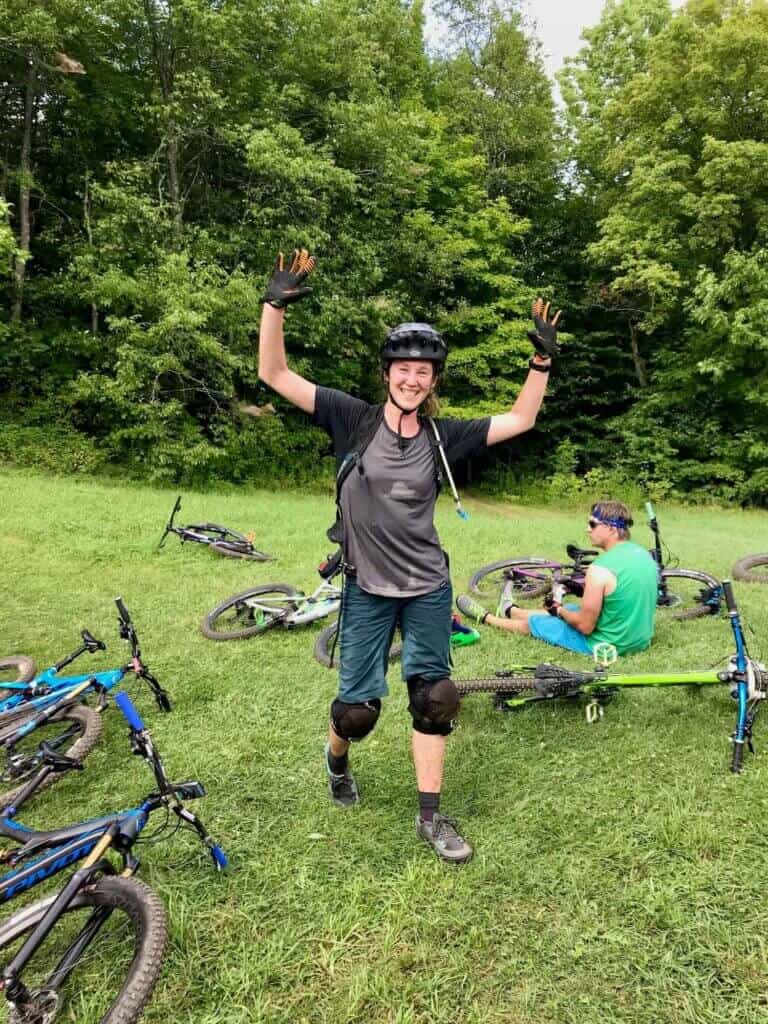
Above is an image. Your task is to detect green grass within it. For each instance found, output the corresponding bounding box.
[3,467,768,1024]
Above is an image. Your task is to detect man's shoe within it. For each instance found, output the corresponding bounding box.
[324,742,360,808]
[456,594,489,624]
[416,812,473,864]
[496,581,519,619]
[450,615,481,647]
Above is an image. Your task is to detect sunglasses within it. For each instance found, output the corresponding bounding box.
[587,519,603,529]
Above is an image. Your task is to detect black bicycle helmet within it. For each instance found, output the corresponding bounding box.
[380,323,447,367]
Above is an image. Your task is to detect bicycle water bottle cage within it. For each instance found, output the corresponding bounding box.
[566,544,597,563]
[318,549,343,581]
[80,629,106,654]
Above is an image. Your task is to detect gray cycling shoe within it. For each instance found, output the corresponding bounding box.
[416,812,473,864]
[324,742,360,808]
[456,594,489,625]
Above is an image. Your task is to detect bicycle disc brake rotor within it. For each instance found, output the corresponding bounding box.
[9,988,59,1024]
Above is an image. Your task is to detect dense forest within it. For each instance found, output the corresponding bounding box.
[1,0,766,502]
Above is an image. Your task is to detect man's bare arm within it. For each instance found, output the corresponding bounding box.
[558,565,614,636]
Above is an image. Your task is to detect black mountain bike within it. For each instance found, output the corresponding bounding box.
[158,495,274,561]
[0,689,226,1023]
[469,501,722,621]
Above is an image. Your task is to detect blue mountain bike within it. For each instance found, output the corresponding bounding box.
[0,599,170,808]
[0,689,226,1024]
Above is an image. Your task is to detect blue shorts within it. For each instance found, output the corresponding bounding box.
[528,609,592,655]
[337,578,452,703]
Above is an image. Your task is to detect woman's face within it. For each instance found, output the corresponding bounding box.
[386,359,436,411]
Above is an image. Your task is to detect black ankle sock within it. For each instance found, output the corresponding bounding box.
[418,791,440,822]
[327,748,349,775]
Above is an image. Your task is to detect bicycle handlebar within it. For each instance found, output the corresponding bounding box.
[722,580,737,614]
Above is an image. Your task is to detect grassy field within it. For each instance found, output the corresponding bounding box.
[3,467,768,1024]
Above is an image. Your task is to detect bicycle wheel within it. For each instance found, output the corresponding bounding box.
[210,540,274,562]
[313,619,403,669]
[0,704,103,810]
[658,568,722,621]
[468,558,564,606]
[0,875,167,1024]
[732,553,768,584]
[454,675,538,696]
[200,584,301,641]
[0,657,37,703]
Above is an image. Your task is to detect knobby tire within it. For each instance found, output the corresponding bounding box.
[732,553,768,584]
[0,875,167,1024]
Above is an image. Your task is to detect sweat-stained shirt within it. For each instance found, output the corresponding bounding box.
[312,387,490,598]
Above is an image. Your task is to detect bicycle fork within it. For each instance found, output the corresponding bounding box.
[1,825,119,1009]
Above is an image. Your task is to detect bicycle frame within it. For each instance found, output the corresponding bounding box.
[245,579,341,627]
[0,690,225,1008]
[0,598,169,725]
[465,581,764,773]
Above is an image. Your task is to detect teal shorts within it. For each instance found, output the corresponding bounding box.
[337,578,452,703]
[528,607,593,655]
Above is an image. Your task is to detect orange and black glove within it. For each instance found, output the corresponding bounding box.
[262,248,315,308]
[527,298,561,358]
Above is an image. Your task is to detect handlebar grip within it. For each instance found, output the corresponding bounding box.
[114,597,131,624]
[722,580,737,614]
[116,690,145,732]
[731,739,745,774]
[645,501,655,520]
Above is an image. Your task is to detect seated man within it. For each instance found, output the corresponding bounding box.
[457,501,658,657]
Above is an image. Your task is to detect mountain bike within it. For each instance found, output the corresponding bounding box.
[469,501,722,621]
[732,553,768,584]
[0,689,226,1024]
[455,581,763,773]
[0,599,171,808]
[200,549,403,665]
[157,494,274,561]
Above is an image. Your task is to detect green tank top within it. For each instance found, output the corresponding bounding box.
[586,541,657,656]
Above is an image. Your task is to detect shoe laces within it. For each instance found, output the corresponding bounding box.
[432,814,463,842]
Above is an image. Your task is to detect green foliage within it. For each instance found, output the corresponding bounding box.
[1,0,767,501]
[0,420,104,474]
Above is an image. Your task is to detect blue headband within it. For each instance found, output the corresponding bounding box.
[592,511,628,530]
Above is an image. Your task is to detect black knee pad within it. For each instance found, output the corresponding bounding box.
[331,698,381,742]
[407,677,460,736]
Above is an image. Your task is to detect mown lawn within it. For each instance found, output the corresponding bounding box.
[3,467,768,1024]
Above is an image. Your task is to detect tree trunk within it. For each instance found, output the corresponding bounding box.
[628,320,648,388]
[143,0,183,245]
[166,132,183,245]
[11,58,36,322]
[83,171,98,333]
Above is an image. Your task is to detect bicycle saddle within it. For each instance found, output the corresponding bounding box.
[566,544,598,562]
[80,629,106,653]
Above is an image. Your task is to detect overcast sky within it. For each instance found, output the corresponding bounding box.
[522,0,608,78]
[425,0,608,79]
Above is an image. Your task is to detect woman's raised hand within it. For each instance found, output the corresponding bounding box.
[262,248,316,308]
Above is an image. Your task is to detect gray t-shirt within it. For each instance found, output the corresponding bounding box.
[313,388,491,598]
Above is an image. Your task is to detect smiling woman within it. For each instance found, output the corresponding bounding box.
[257,246,561,865]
